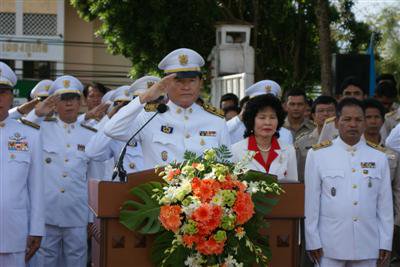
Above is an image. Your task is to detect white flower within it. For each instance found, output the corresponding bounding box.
[224,255,243,267]
[184,253,204,267]
[182,200,201,216]
[246,181,259,194]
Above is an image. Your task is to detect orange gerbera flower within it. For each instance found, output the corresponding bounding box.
[196,236,225,255]
[159,205,182,232]
[233,191,254,224]
[192,178,220,202]
[182,234,202,248]
[191,203,213,222]
[166,169,181,181]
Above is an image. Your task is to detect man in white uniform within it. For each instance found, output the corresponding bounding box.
[26,75,110,267]
[0,62,44,267]
[104,48,230,169]
[305,98,393,267]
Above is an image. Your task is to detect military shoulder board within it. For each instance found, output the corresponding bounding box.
[80,123,97,132]
[18,118,40,129]
[312,140,332,150]
[325,116,336,124]
[385,110,396,118]
[201,103,224,118]
[144,103,158,112]
[366,141,385,152]
[44,116,57,122]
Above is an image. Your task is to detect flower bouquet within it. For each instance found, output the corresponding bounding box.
[120,146,283,267]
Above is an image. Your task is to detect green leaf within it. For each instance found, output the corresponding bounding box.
[151,231,191,267]
[119,182,163,234]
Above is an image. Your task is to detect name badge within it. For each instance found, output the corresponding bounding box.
[199,131,216,137]
[161,125,173,134]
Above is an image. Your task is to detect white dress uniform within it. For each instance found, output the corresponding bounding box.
[231,137,298,181]
[0,61,45,267]
[305,137,393,265]
[0,117,45,267]
[227,115,293,145]
[26,76,109,267]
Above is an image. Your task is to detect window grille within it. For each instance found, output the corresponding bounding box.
[0,13,16,35]
[23,13,57,36]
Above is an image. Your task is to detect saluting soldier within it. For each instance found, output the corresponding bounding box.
[295,95,337,182]
[104,48,230,169]
[25,75,109,266]
[0,62,45,267]
[305,98,393,267]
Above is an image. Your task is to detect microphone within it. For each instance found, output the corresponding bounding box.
[112,103,169,182]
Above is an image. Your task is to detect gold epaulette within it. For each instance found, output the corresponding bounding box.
[386,110,396,118]
[80,123,97,132]
[18,118,40,129]
[201,103,224,118]
[312,140,332,150]
[325,116,336,124]
[144,103,158,112]
[44,116,57,122]
[366,140,385,152]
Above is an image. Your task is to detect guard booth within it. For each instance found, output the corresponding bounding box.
[208,22,255,107]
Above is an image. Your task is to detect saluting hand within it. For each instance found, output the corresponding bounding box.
[139,73,176,104]
[25,235,42,262]
[378,249,391,266]
[107,102,125,118]
[85,103,110,121]
[34,95,59,117]
[308,248,323,265]
[17,98,40,115]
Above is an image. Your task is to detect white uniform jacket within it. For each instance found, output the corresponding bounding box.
[231,137,298,181]
[0,116,44,253]
[104,98,231,169]
[227,115,293,145]
[86,116,144,177]
[27,114,109,227]
[305,137,393,260]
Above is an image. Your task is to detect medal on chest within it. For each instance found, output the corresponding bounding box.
[8,132,29,151]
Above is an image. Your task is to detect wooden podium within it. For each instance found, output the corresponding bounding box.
[88,170,304,267]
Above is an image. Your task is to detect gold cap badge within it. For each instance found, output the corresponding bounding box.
[147,81,155,89]
[265,85,272,93]
[63,79,70,88]
[178,54,188,66]
[44,85,50,91]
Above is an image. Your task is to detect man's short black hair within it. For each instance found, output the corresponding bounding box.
[375,81,397,99]
[376,73,397,87]
[363,98,385,121]
[336,97,365,117]
[83,82,109,98]
[339,76,366,95]
[223,105,241,115]
[311,95,337,114]
[220,93,239,108]
[284,89,307,102]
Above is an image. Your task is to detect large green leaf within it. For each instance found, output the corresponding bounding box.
[151,231,190,267]
[120,182,163,234]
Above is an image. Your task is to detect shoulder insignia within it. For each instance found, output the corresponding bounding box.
[201,103,224,118]
[144,103,158,112]
[312,140,332,150]
[80,123,97,132]
[385,110,396,118]
[325,116,336,124]
[44,116,57,122]
[18,118,40,129]
[366,140,385,152]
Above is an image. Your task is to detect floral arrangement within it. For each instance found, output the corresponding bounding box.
[120,146,283,267]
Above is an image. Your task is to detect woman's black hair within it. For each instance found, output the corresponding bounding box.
[242,94,285,138]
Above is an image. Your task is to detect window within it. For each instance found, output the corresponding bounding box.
[226,32,246,44]
[23,61,54,79]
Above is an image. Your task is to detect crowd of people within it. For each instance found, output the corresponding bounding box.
[0,47,399,267]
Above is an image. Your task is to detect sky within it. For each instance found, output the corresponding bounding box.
[352,0,400,21]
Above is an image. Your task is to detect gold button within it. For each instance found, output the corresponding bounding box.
[66,144,71,148]
[185,134,190,139]
[63,124,67,129]
[60,188,65,193]
[352,184,357,189]
[62,173,67,177]
[353,217,358,222]
[188,108,193,113]
[353,201,358,206]
[176,108,182,114]
[129,163,135,169]
[352,168,355,173]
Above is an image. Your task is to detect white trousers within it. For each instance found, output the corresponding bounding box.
[318,256,377,267]
[36,225,87,267]
[0,252,25,267]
